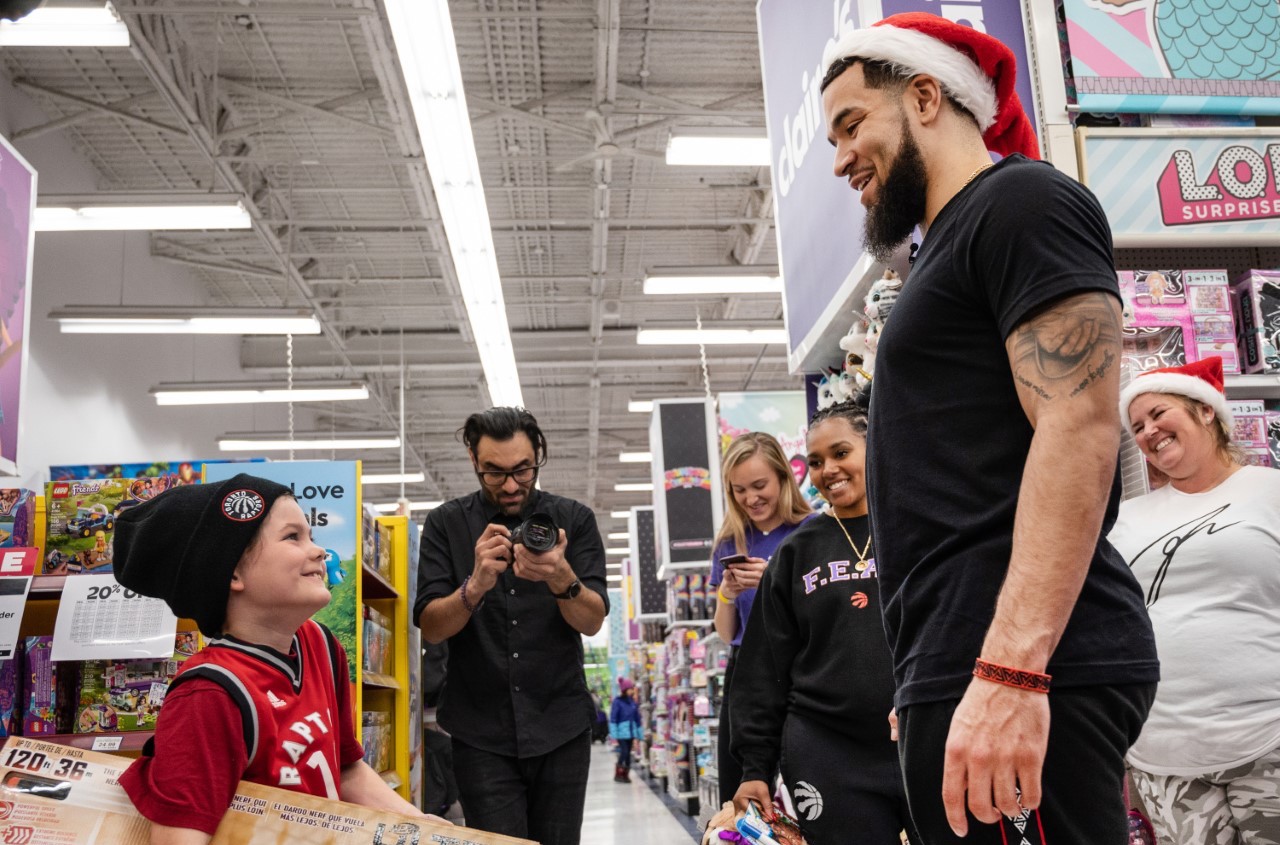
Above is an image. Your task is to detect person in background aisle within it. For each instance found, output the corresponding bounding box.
[730,401,915,845]
[819,14,1160,845]
[414,406,608,845]
[609,678,643,784]
[1109,356,1280,845]
[110,474,433,845]
[708,432,813,805]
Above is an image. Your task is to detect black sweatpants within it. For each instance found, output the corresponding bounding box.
[898,683,1156,845]
[451,729,591,845]
[779,711,918,845]
[718,646,743,804]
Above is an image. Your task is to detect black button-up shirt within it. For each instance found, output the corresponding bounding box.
[413,488,609,758]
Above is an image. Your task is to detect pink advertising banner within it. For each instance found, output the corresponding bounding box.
[0,133,36,476]
[1077,127,1280,247]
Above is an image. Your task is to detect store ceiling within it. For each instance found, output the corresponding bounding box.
[2,0,804,526]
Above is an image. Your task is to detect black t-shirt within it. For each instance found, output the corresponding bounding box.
[867,155,1159,709]
[729,514,898,783]
[413,488,609,758]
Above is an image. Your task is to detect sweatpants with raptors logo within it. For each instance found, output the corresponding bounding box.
[777,711,917,845]
[898,683,1156,845]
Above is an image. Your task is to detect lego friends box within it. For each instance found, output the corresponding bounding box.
[0,736,536,845]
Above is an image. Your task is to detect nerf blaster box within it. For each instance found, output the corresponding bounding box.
[0,736,536,845]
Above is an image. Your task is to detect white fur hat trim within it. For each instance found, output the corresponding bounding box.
[1119,373,1234,430]
[823,25,998,132]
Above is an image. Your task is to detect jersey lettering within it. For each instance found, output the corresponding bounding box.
[282,740,307,764]
[305,711,330,734]
[278,766,302,787]
[289,720,316,744]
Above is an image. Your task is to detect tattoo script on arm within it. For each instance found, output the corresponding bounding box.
[1009,291,1122,406]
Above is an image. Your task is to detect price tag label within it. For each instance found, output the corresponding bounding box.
[52,574,178,662]
[91,735,124,752]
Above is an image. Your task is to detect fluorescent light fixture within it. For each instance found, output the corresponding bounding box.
[607,532,630,541]
[151,380,367,406]
[383,0,523,408]
[218,431,401,452]
[619,451,652,463]
[628,400,654,413]
[372,500,443,513]
[614,482,654,493]
[606,574,623,583]
[362,472,427,485]
[50,306,321,335]
[35,194,250,231]
[637,328,788,346]
[610,510,631,519]
[606,548,630,556]
[0,4,129,48]
[666,128,771,167]
[644,267,782,296]
[606,562,623,569]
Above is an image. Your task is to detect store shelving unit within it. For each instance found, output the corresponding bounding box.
[355,514,415,801]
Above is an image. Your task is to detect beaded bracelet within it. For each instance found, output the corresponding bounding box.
[973,658,1051,694]
[460,575,484,614]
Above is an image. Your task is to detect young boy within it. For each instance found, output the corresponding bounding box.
[113,473,436,844]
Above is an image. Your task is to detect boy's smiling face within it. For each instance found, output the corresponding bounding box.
[229,496,332,620]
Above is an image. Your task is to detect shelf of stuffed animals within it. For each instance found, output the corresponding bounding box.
[354,513,414,802]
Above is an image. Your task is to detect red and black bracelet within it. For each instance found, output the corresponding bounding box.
[973,658,1051,693]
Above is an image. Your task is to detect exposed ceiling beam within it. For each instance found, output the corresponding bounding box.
[11,78,188,139]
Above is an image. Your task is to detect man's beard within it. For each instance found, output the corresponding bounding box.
[862,117,928,264]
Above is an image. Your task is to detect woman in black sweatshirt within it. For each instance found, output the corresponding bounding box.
[729,400,915,844]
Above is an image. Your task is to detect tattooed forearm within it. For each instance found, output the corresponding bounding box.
[1009,292,1123,402]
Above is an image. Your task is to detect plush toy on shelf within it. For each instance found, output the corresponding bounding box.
[861,268,903,373]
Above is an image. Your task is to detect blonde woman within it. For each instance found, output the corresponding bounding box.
[709,432,812,804]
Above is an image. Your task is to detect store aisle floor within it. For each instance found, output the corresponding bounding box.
[580,743,700,844]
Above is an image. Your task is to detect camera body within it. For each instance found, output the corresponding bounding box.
[510,512,558,553]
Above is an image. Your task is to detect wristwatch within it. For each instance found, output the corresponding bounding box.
[552,578,582,601]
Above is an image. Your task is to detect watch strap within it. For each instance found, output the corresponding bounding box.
[552,578,581,600]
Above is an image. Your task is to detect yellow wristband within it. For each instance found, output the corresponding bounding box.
[717,587,734,605]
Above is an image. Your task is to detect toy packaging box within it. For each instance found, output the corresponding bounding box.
[72,631,200,733]
[21,636,59,736]
[0,658,17,738]
[1231,270,1280,374]
[1119,270,1239,375]
[0,488,37,548]
[42,479,130,575]
[0,736,536,845]
[1267,412,1280,467]
[1230,401,1273,468]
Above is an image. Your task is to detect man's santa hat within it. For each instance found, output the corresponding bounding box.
[1118,356,1233,430]
[823,13,1040,160]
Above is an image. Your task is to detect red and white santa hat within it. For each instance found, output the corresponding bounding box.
[1118,356,1233,430]
[822,12,1040,161]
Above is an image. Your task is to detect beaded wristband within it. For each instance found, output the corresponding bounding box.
[460,575,484,614]
[973,658,1051,693]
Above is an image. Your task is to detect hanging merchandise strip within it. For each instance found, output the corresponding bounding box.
[696,309,712,402]
[287,332,295,462]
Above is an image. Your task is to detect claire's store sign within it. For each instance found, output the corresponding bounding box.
[1078,128,1280,246]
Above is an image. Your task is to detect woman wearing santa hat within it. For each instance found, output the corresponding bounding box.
[1109,356,1280,845]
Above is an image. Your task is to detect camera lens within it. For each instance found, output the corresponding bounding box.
[513,512,558,553]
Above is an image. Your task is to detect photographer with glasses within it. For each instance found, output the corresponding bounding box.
[414,406,608,845]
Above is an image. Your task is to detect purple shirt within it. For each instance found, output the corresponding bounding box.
[708,517,810,646]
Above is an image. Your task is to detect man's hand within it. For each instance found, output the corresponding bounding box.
[512,529,576,594]
[471,524,513,594]
[732,780,775,821]
[941,679,1049,837]
[888,707,898,742]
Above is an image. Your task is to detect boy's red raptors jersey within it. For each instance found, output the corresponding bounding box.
[166,620,348,798]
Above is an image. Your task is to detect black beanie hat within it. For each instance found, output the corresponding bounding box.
[114,473,293,637]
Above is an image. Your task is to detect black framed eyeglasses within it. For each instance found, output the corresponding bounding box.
[476,462,543,488]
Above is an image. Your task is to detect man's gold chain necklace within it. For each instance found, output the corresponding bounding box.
[963,162,995,188]
[827,509,872,571]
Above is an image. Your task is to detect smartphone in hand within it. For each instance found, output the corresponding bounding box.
[720,553,750,567]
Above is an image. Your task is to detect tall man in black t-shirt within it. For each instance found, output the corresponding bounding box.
[414,407,608,845]
[818,14,1159,845]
